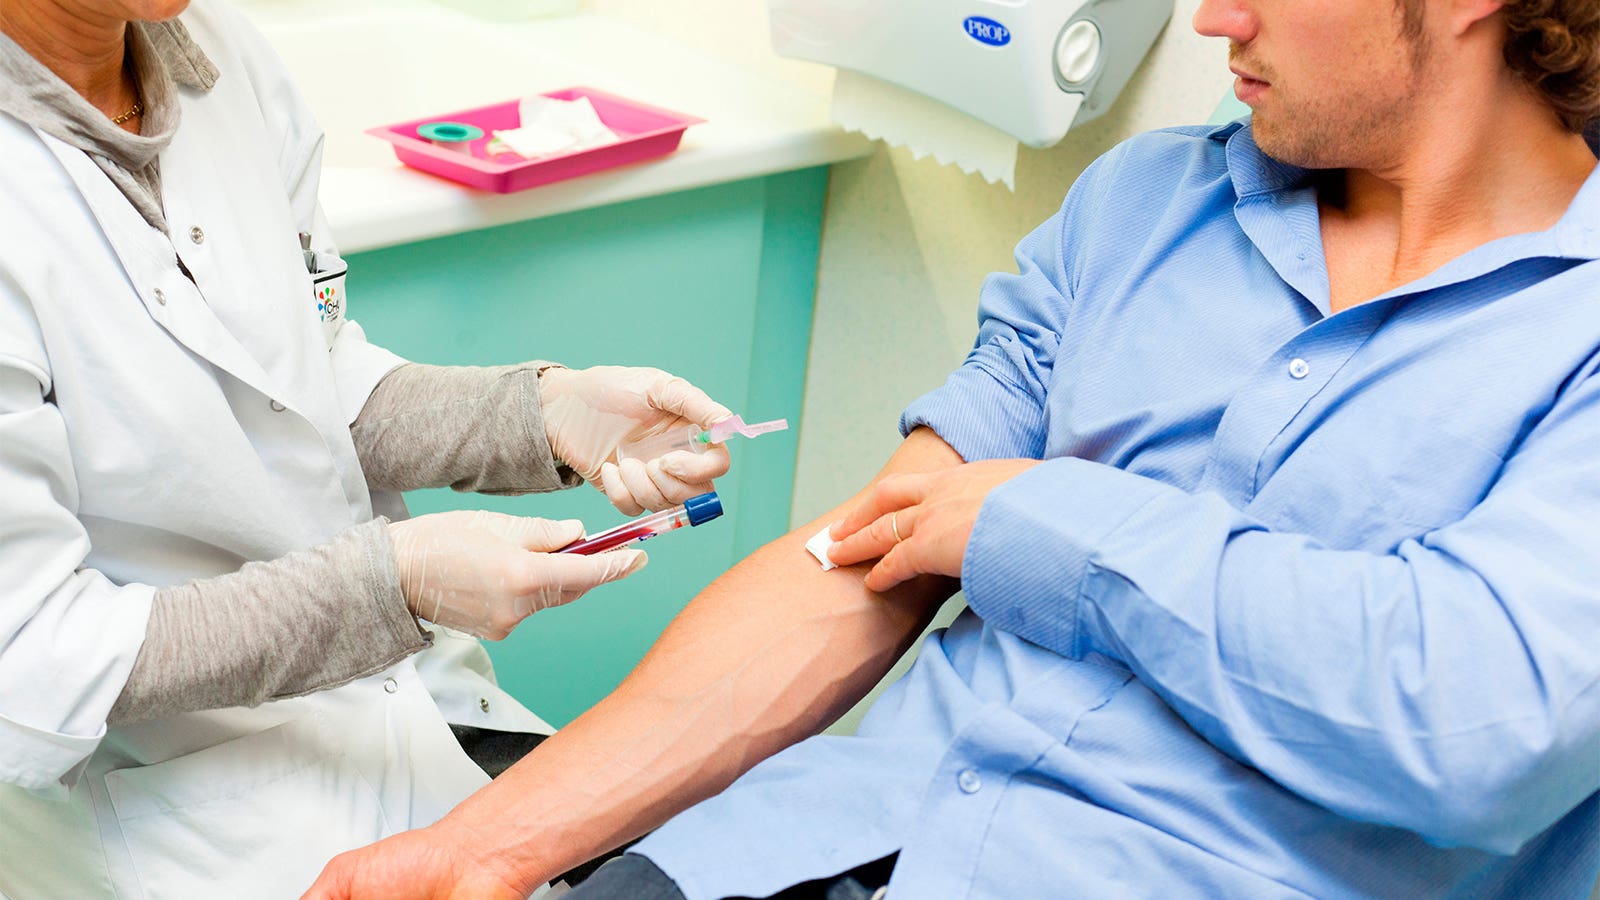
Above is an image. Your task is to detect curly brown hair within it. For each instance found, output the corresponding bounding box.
[1398,0,1599,133]
[1502,0,1600,132]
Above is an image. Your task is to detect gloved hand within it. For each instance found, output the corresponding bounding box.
[539,365,733,515]
[388,511,645,640]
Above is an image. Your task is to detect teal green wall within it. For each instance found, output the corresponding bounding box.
[1210,91,1250,125]
[347,167,828,725]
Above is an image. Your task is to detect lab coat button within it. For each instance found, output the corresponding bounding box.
[269,399,286,412]
[153,288,166,306]
[479,697,490,713]
[957,768,982,794]
[1288,358,1310,379]
[189,226,205,245]
[383,678,398,694]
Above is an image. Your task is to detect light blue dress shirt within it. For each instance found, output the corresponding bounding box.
[636,122,1600,899]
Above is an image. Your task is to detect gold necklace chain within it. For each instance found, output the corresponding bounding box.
[110,99,143,125]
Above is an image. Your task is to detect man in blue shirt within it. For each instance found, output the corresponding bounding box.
[310,0,1600,897]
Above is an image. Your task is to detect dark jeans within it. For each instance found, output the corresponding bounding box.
[568,851,899,900]
[450,724,549,779]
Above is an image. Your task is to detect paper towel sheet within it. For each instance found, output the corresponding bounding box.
[830,70,1019,190]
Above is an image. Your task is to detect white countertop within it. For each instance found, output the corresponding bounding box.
[237,1,871,253]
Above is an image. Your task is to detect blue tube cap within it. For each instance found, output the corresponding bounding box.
[683,491,723,527]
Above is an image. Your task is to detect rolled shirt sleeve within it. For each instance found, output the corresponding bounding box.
[900,152,1120,461]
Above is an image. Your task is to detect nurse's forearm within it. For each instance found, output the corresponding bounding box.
[433,428,963,891]
[352,363,580,496]
[109,519,425,724]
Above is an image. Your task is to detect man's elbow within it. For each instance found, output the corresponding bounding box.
[1397,736,1594,855]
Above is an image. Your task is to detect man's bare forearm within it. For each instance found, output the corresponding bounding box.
[437,428,964,891]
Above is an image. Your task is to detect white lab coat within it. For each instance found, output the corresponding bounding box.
[0,3,550,896]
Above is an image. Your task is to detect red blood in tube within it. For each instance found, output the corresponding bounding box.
[558,520,684,555]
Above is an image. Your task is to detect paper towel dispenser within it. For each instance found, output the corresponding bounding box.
[769,0,1175,149]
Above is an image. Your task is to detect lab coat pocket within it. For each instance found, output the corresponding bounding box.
[313,255,349,350]
[104,714,391,899]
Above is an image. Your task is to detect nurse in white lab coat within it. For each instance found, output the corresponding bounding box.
[0,1,731,896]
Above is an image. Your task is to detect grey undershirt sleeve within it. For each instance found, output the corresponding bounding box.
[110,362,583,725]
[110,519,426,725]
[352,362,582,495]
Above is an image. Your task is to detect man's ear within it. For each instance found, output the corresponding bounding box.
[1448,0,1505,37]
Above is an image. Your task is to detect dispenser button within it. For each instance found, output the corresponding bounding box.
[1056,20,1101,85]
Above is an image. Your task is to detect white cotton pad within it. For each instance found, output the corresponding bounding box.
[805,526,837,571]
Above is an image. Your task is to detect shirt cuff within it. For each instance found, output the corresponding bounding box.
[961,458,1168,658]
[519,365,583,493]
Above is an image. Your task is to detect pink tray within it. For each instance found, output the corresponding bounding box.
[367,87,704,193]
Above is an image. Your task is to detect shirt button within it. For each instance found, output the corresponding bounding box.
[479,697,491,713]
[1288,358,1310,379]
[153,287,166,305]
[189,225,205,245]
[269,399,286,412]
[957,768,982,794]
[382,677,398,694]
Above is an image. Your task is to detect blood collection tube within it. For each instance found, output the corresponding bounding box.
[558,491,723,555]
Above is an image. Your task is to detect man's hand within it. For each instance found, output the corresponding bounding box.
[827,458,1039,592]
[539,366,733,515]
[301,825,529,900]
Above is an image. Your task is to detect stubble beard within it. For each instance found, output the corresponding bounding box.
[1239,24,1430,171]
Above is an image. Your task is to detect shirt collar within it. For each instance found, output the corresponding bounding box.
[1212,120,1313,199]
[1549,157,1600,259]
[141,19,220,94]
[1212,117,1600,263]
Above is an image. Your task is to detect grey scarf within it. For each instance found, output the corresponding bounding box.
[0,19,218,232]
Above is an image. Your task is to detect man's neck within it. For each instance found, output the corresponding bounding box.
[1319,84,1595,314]
[0,2,131,113]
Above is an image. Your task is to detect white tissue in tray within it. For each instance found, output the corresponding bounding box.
[491,95,620,159]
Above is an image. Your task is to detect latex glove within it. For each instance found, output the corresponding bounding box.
[388,510,645,640]
[540,365,733,515]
